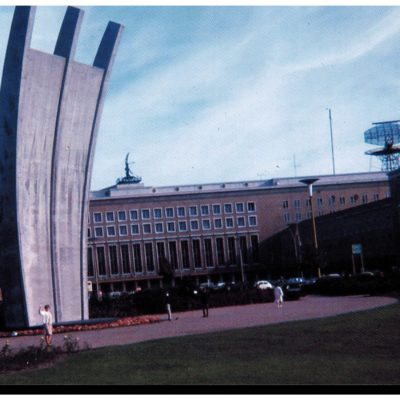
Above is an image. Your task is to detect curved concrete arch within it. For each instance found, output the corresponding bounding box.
[0,6,123,328]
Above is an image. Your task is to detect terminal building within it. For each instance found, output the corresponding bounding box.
[87,171,390,294]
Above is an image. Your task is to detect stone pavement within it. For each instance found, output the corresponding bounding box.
[1,295,397,351]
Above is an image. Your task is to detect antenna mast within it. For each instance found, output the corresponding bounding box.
[328,108,336,175]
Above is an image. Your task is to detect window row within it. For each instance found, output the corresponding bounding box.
[282,193,383,210]
[90,216,258,238]
[87,235,260,277]
[91,202,256,223]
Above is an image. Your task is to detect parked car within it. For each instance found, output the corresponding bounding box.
[226,281,243,292]
[107,291,122,299]
[254,280,274,290]
[199,282,218,291]
[214,282,227,291]
[282,281,303,300]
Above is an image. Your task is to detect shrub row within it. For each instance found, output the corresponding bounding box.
[89,287,275,319]
[305,276,400,296]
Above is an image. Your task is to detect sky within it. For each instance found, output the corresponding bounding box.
[0,4,400,190]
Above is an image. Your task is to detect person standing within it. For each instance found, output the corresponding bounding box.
[165,291,172,321]
[274,286,284,308]
[39,304,53,346]
[200,287,209,317]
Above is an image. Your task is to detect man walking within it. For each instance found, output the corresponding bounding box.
[165,291,172,321]
[39,304,53,346]
[200,287,209,317]
[274,286,284,308]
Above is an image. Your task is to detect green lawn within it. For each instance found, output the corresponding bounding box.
[1,301,399,385]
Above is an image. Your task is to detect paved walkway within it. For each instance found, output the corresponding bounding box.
[1,295,397,351]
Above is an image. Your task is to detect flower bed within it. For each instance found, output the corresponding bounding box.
[0,315,160,338]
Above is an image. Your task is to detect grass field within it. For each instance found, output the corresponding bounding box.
[1,301,399,386]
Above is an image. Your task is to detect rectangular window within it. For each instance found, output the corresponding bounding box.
[154,208,162,219]
[251,235,259,262]
[154,222,164,233]
[328,196,336,206]
[143,223,152,234]
[106,226,116,237]
[214,218,222,229]
[204,238,214,267]
[239,236,248,264]
[166,207,174,218]
[189,206,198,216]
[224,203,233,214]
[133,243,142,273]
[97,247,106,276]
[145,243,155,272]
[317,198,323,207]
[202,219,211,230]
[373,193,379,201]
[216,237,225,265]
[247,202,256,212]
[192,239,202,268]
[307,211,312,219]
[236,202,244,213]
[225,217,234,228]
[87,248,94,276]
[248,216,257,226]
[118,210,126,221]
[227,237,236,265]
[295,213,302,221]
[157,242,166,271]
[155,222,163,233]
[109,245,119,275]
[167,222,175,232]
[362,194,368,204]
[200,205,209,216]
[87,228,91,238]
[294,199,301,209]
[119,225,128,236]
[339,196,346,205]
[181,240,191,269]
[130,209,139,220]
[237,216,245,227]
[178,221,187,232]
[93,212,102,223]
[94,227,103,237]
[177,207,186,217]
[169,241,178,270]
[142,209,150,219]
[305,198,311,208]
[282,200,289,209]
[350,195,358,205]
[212,204,221,215]
[106,211,114,222]
[131,224,140,235]
[190,220,199,231]
[283,213,290,223]
[121,244,131,274]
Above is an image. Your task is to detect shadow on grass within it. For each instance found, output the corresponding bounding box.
[0,301,399,385]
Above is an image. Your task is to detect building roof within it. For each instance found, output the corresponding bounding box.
[90,171,389,201]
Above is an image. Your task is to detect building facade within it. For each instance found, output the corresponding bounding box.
[87,171,390,293]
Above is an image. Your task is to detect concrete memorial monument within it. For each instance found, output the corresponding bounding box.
[0,6,123,328]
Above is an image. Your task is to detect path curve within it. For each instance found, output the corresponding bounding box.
[1,295,397,350]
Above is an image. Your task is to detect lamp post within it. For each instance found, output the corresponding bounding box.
[299,178,321,278]
[237,235,246,284]
[288,223,301,275]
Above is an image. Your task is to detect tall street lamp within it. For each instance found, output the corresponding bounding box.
[299,178,321,278]
[288,223,302,276]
